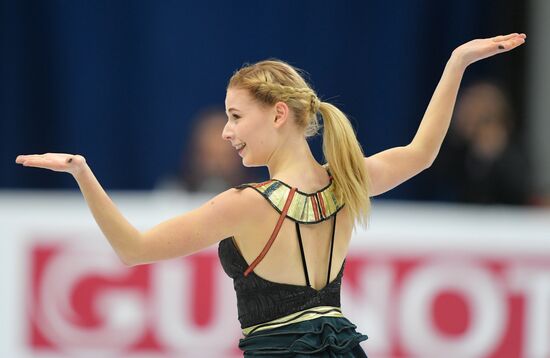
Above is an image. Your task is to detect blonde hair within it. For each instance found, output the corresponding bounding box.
[228,59,371,230]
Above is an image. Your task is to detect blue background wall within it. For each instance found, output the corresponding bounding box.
[1,0,527,199]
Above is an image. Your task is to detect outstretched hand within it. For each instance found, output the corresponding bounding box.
[15,153,87,177]
[452,33,526,68]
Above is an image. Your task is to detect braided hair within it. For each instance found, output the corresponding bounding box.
[228,59,372,229]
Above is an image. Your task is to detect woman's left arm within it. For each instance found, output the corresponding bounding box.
[409,33,526,165]
[365,33,526,197]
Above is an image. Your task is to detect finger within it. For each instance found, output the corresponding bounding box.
[20,155,50,163]
[492,33,519,42]
[20,160,42,167]
[19,154,44,159]
[20,157,47,165]
[21,159,55,168]
[497,36,526,51]
[15,155,38,164]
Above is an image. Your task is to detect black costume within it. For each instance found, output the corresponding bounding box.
[218,169,368,357]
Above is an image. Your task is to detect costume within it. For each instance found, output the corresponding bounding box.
[218,168,368,357]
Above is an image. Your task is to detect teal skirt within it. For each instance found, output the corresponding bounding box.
[238,316,368,357]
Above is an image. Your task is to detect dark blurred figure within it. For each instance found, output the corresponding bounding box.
[155,107,251,193]
[430,81,533,205]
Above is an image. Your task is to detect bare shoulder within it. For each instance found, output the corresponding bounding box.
[133,185,265,265]
[188,185,264,241]
[207,185,264,223]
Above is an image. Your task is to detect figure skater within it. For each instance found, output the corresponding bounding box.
[15,33,526,357]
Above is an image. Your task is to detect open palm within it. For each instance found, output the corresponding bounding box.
[454,33,526,67]
[15,153,86,176]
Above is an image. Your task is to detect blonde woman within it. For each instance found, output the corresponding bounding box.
[16,33,526,357]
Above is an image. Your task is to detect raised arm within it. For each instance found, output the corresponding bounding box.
[365,33,527,197]
[15,153,250,266]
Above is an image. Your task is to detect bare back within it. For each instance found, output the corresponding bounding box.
[231,175,353,291]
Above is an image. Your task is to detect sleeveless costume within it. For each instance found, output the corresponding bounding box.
[218,169,368,357]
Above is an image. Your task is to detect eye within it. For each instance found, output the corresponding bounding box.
[232,114,241,120]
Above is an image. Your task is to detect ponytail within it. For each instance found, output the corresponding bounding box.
[229,59,372,230]
[319,101,371,230]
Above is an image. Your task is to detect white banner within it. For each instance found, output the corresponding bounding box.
[1,191,548,357]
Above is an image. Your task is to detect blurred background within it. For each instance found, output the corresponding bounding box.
[1,1,549,357]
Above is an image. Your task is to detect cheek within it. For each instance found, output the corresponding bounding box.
[242,115,274,155]
[249,128,270,150]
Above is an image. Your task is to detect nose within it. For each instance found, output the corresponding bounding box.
[221,121,232,141]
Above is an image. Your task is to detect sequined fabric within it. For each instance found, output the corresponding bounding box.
[234,176,344,224]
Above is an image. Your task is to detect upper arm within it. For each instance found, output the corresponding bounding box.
[128,187,253,266]
[364,144,432,197]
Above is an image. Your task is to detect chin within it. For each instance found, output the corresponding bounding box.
[242,156,264,168]
[242,161,261,168]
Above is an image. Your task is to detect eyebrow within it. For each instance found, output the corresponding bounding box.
[226,107,240,113]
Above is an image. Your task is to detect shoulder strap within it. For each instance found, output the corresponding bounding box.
[326,212,337,285]
[244,187,297,276]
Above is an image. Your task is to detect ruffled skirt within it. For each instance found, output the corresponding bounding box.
[239,316,368,357]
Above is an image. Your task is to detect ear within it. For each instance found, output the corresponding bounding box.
[273,101,289,128]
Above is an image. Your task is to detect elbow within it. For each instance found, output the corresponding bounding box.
[407,143,436,170]
[420,157,435,172]
[424,157,435,170]
[424,150,440,169]
[119,236,144,267]
[122,258,137,267]
[120,254,139,267]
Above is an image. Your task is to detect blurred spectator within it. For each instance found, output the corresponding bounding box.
[155,107,253,193]
[429,81,533,205]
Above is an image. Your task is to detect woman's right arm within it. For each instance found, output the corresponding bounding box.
[16,154,141,264]
[16,153,251,266]
[73,159,142,265]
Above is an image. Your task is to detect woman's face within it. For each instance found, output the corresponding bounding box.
[222,88,278,167]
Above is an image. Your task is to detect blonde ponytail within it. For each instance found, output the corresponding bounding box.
[319,101,371,230]
[229,59,372,230]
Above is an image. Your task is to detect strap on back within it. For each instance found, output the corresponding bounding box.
[327,212,337,285]
[244,187,297,276]
[295,211,338,287]
[295,222,311,287]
